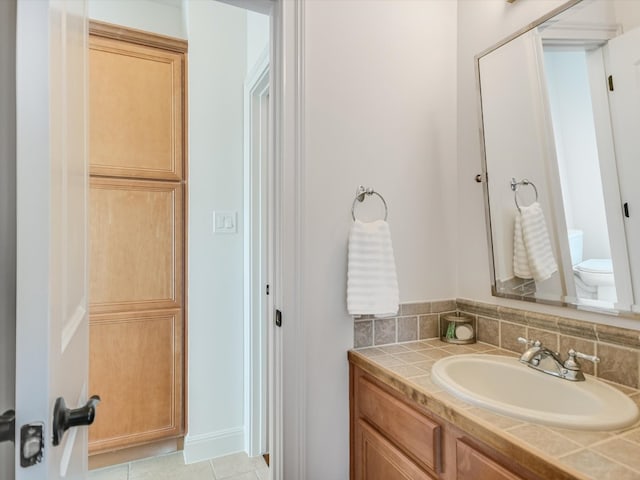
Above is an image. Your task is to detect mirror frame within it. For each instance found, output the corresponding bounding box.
[475,0,640,320]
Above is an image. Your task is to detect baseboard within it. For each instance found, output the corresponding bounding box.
[183,427,245,464]
[89,437,183,470]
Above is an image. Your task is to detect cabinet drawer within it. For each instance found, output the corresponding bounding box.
[358,376,441,474]
[355,419,436,480]
[457,439,525,480]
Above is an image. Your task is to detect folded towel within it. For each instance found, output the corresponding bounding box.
[513,202,558,282]
[347,220,399,317]
[513,213,532,279]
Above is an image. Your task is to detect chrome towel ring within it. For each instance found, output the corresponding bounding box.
[351,186,388,221]
[510,177,538,212]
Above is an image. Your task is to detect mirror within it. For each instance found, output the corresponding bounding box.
[477,0,640,317]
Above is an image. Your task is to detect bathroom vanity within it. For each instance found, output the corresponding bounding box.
[349,342,640,480]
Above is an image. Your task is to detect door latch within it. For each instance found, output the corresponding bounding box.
[275,309,282,327]
[20,422,44,468]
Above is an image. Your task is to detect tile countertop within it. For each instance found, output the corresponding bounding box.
[349,340,640,480]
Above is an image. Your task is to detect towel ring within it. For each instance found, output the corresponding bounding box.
[510,178,538,212]
[351,186,388,221]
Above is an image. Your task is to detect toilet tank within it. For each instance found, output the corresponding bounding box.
[567,229,583,266]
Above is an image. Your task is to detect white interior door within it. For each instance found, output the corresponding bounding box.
[607,25,640,306]
[15,0,91,478]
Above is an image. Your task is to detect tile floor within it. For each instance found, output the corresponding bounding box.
[89,451,269,480]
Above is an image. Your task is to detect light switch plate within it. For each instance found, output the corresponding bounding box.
[213,211,238,234]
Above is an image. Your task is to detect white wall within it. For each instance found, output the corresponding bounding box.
[301,1,458,477]
[614,0,640,33]
[0,1,16,478]
[457,0,639,328]
[185,0,248,461]
[545,50,611,260]
[247,11,269,72]
[88,0,186,38]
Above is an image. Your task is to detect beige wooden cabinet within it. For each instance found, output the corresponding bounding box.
[350,363,542,480]
[88,22,187,457]
[89,34,184,180]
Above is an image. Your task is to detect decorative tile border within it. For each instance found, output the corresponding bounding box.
[354,297,640,388]
[353,300,456,349]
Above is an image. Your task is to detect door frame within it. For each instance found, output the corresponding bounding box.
[270,0,305,478]
[243,47,270,458]
[10,0,307,477]
[0,1,16,479]
[228,0,305,477]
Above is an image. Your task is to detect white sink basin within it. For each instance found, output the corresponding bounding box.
[431,354,639,430]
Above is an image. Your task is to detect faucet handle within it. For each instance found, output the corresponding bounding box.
[517,337,541,347]
[572,349,600,364]
[564,349,600,371]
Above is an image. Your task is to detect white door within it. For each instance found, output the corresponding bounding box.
[607,26,640,306]
[15,0,92,479]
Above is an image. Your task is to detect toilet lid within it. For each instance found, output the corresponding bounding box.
[575,259,613,274]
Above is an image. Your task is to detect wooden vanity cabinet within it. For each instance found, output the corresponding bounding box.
[350,363,542,480]
[88,22,187,458]
[456,439,525,480]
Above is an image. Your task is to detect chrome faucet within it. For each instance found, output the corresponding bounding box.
[516,337,600,382]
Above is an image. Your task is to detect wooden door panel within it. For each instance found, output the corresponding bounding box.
[358,376,441,474]
[88,309,183,453]
[457,439,525,480]
[89,178,182,313]
[355,420,435,480]
[89,36,183,180]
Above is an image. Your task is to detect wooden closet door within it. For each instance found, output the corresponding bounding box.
[88,23,187,457]
[89,178,183,314]
[88,178,184,453]
[89,35,184,180]
[88,309,183,452]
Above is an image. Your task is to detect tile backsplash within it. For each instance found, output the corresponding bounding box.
[354,298,640,389]
[353,300,456,348]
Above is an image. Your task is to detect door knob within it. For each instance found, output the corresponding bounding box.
[52,395,100,446]
[0,409,15,444]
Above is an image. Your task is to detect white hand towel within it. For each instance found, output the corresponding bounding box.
[513,202,558,282]
[347,220,399,317]
[513,213,532,279]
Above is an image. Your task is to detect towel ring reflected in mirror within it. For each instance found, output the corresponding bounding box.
[351,185,389,221]
[511,178,539,213]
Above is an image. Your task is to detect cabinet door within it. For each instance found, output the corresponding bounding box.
[89,177,183,314]
[457,440,525,480]
[358,376,441,474]
[89,35,184,180]
[88,309,183,453]
[355,420,436,480]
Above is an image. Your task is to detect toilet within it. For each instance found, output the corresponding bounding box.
[567,229,616,302]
